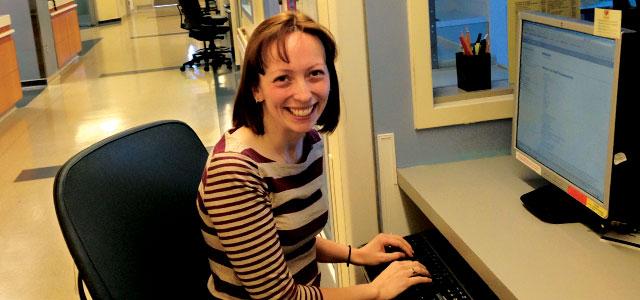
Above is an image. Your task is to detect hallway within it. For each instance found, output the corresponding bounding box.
[0,6,234,299]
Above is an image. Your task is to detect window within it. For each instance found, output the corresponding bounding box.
[408,0,596,129]
[407,0,513,129]
[431,0,510,97]
[241,0,253,20]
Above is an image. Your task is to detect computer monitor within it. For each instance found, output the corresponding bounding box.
[512,11,639,229]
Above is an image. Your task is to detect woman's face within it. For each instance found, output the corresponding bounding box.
[253,31,330,138]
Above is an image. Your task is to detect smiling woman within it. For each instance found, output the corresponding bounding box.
[195,10,433,300]
[252,31,330,144]
[232,11,340,138]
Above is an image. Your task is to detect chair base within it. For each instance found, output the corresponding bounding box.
[181,43,232,72]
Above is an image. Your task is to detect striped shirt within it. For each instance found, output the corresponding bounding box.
[197,129,328,300]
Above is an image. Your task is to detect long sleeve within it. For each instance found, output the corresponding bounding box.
[199,152,323,300]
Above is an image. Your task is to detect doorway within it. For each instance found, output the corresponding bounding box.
[76,0,98,27]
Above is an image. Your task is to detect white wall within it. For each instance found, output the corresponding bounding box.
[297,0,318,20]
[317,0,379,286]
[133,0,154,7]
[95,0,129,21]
[96,0,118,20]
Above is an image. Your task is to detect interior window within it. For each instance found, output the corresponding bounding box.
[431,0,509,98]
[430,0,611,98]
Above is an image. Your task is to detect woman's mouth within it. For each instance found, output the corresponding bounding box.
[287,103,317,117]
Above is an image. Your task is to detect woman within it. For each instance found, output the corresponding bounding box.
[196,11,431,300]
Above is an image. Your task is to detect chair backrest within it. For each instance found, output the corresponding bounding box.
[177,3,188,30]
[178,0,204,29]
[54,120,211,299]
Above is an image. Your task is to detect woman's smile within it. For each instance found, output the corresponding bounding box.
[286,103,318,118]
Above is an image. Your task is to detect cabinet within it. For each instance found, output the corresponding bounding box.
[0,16,23,115]
[95,0,122,22]
[51,3,82,68]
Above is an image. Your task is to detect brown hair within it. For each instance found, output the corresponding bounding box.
[231,11,340,135]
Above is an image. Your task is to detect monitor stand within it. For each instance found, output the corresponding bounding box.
[520,184,593,224]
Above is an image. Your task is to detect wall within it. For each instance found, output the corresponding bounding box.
[0,0,41,81]
[96,0,121,21]
[133,0,154,7]
[297,0,317,20]
[32,0,58,77]
[365,0,512,169]
[154,0,177,5]
[435,0,487,17]
[240,0,264,35]
[75,0,98,27]
[76,0,90,14]
[119,0,129,16]
[316,0,379,286]
[489,0,508,66]
[263,0,281,18]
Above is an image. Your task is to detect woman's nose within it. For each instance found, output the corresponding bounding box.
[292,79,312,101]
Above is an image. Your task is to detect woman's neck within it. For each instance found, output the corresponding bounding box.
[264,131,304,163]
[235,127,305,163]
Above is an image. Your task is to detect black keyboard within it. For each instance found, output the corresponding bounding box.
[364,231,480,300]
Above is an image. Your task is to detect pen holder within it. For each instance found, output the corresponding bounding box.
[455,52,491,91]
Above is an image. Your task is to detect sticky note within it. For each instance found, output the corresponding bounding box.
[567,186,587,205]
[586,198,608,218]
[594,8,622,39]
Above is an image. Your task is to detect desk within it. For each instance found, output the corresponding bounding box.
[0,15,23,115]
[398,155,640,300]
[49,0,81,68]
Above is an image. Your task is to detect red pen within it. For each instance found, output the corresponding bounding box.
[465,27,471,46]
[459,36,473,56]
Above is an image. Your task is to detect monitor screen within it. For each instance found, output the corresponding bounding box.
[514,12,620,219]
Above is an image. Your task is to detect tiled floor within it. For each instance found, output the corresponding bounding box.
[0,6,236,299]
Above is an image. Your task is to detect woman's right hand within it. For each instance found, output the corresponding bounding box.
[369,260,432,300]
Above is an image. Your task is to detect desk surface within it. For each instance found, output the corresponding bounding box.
[49,0,75,10]
[398,155,640,300]
[0,15,10,28]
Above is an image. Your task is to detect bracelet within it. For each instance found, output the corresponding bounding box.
[346,245,352,267]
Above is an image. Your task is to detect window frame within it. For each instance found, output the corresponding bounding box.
[241,0,254,21]
[407,0,514,129]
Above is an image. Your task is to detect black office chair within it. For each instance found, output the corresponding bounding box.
[203,0,220,15]
[178,0,232,72]
[53,120,211,299]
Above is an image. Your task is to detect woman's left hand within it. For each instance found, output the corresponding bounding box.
[351,233,415,266]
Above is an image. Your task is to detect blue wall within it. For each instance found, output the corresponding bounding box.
[0,0,41,81]
[364,0,512,168]
[489,0,508,66]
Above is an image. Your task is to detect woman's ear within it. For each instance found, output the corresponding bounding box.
[252,87,264,103]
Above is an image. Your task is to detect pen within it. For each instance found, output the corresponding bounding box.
[485,35,490,54]
[474,43,480,55]
[475,33,482,45]
[479,39,486,54]
[465,27,471,46]
[459,35,473,56]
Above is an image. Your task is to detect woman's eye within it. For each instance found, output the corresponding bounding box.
[310,70,325,77]
[273,75,288,83]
